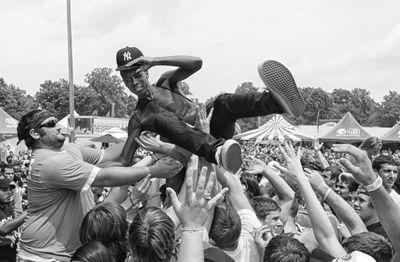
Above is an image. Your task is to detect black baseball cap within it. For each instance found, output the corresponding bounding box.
[115,46,143,71]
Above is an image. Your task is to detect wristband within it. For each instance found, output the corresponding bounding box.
[182,226,204,233]
[364,175,383,192]
[323,188,332,201]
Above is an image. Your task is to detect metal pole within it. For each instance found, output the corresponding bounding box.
[66,0,75,142]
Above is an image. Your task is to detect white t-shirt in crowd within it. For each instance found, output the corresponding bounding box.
[389,190,400,207]
[223,209,262,262]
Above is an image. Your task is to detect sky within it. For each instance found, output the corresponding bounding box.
[1,0,400,103]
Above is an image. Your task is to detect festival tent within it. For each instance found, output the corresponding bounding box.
[234,114,315,143]
[319,112,371,143]
[380,122,400,143]
[101,127,127,139]
[0,107,18,139]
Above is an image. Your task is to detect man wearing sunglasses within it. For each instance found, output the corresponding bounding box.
[115,46,305,174]
[15,109,183,261]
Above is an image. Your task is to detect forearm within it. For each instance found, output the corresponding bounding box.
[178,231,204,262]
[315,150,330,169]
[263,170,294,202]
[321,186,367,234]
[152,56,202,71]
[297,175,346,257]
[0,211,27,236]
[370,185,400,253]
[92,166,149,187]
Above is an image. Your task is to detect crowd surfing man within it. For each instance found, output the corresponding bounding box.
[15,109,182,261]
[115,46,306,173]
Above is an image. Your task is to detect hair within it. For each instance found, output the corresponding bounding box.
[264,233,310,262]
[360,136,382,151]
[129,206,176,262]
[342,232,393,262]
[372,155,397,171]
[250,196,281,220]
[71,241,116,262]
[79,202,128,262]
[338,173,359,193]
[240,172,261,199]
[323,165,343,182]
[209,201,242,249]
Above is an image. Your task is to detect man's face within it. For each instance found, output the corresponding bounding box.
[353,192,375,223]
[0,187,12,203]
[4,168,14,182]
[263,210,283,235]
[37,117,65,149]
[377,163,398,190]
[121,68,151,98]
[334,181,350,199]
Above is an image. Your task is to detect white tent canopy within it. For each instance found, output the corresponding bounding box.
[101,127,127,139]
[234,114,315,144]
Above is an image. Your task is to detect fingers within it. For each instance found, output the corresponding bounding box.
[338,158,359,175]
[166,187,181,210]
[273,163,290,175]
[195,166,208,198]
[185,169,194,203]
[206,108,214,123]
[135,138,145,148]
[278,144,289,160]
[208,187,229,207]
[203,171,215,199]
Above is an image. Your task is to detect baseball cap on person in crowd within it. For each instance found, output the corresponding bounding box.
[115,46,143,71]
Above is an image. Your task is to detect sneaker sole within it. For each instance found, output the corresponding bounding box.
[258,60,305,117]
[221,140,242,173]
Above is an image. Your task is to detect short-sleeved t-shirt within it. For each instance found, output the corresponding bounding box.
[18,144,102,262]
[0,202,17,261]
[223,209,262,262]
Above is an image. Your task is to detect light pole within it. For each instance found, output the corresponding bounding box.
[66,0,75,142]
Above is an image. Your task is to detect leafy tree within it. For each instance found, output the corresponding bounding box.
[298,87,333,125]
[377,91,400,127]
[0,77,37,120]
[85,68,128,117]
[35,79,71,120]
[348,88,378,126]
[178,81,192,96]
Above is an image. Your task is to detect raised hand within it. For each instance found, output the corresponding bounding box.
[129,174,160,206]
[313,139,323,151]
[304,168,329,192]
[331,144,376,186]
[124,56,155,71]
[167,166,229,228]
[135,131,163,153]
[194,104,213,134]
[148,157,183,179]
[274,142,303,179]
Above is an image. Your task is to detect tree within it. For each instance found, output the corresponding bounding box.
[377,91,400,127]
[348,88,378,126]
[0,77,37,120]
[298,87,333,125]
[234,82,263,132]
[85,68,128,117]
[35,79,71,120]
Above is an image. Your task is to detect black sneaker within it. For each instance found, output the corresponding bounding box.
[218,139,242,174]
[258,60,305,117]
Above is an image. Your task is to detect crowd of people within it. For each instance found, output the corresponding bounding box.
[1,48,400,262]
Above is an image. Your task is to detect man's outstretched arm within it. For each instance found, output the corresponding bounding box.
[126,55,202,88]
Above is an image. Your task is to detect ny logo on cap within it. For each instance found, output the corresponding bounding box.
[123,51,132,61]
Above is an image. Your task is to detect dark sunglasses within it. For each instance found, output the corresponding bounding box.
[37,119,57,128]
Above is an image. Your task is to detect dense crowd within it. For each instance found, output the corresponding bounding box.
[1,48,400,262]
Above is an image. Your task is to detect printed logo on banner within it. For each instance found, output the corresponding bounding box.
[336,127,360,137]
